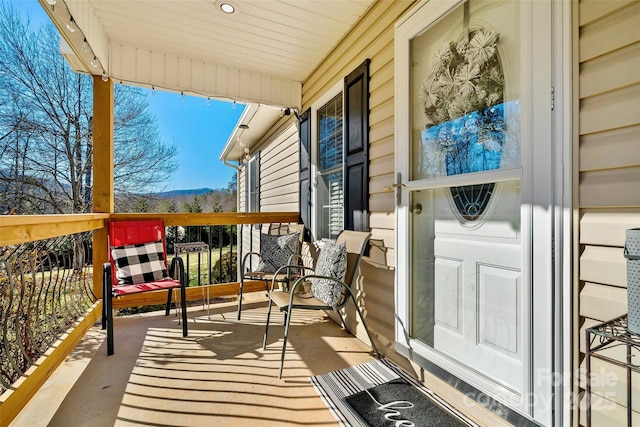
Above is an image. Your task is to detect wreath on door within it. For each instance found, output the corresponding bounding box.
[420,28,504,222]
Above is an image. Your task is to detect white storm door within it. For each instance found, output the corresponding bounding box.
[395,0,555,421]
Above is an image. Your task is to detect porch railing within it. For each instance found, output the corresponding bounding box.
[0,231,95,395]
[0,211,298,427]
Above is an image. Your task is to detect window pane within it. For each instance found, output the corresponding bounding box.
[317,171,343,240]
[316,92,343,240]
[247,155,259,212]
[410,179,521,387]
[318,94,343,172]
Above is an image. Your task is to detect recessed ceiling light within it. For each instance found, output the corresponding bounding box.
[220,3,235,13]
[214,1,238,15]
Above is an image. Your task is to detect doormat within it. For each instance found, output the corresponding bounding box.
[310,358,478,427]
[346,378,468,427]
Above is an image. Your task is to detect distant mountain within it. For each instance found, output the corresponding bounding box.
[152,188,214,198]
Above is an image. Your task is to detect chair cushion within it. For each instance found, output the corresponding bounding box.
[268,289,326,309]
[112,278,181,296]
[311,241,347,308]
[111,240,167,285]
[255,232,300,273]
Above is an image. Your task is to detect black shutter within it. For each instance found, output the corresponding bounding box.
[344,59,370,231]
[298,108,312,241]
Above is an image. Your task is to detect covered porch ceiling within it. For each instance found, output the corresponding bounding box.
[40,0,375,160]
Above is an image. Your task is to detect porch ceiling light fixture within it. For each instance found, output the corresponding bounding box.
[46,0,56,5]
[215,0,237,14]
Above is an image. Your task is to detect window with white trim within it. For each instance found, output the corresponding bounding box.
[315,92,343,240]
[245,152,259,212]
[299,59,370,241]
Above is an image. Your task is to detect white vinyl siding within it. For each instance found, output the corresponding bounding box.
[239,118,299,213]
[302,0,409,357]
[238,169,247,213]
[238,118,299,279]
[257,120,299,212]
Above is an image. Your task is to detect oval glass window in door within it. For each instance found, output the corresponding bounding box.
[449,182,495,222]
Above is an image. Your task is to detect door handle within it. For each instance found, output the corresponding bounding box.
[392,172,405,207]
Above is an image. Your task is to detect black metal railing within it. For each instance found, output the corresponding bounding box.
[0,218,299,389]
[171,222,299,288]
[0,232,94,394]
[170,224,238,286]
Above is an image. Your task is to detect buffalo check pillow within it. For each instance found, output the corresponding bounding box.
[111,240,168,285]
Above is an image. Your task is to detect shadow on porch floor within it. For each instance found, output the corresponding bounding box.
[11,297,376,427]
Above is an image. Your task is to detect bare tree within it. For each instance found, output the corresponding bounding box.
[0,4,178,215]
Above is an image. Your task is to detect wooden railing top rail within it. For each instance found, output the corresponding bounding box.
[0,213,110,246]
[110,212,299,227]
[0,212,300,246]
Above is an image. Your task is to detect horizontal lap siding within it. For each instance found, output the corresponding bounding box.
[578,0,640,424]
[258,121,299,213]
[237,120,298,278]
[302,0,415,355]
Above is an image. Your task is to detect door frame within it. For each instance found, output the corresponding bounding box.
[393,0,572,425]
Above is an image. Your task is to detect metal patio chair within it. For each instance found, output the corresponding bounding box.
[262,230,379,378]
[238,223,304,319]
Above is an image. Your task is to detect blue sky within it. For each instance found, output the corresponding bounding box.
[11,0,244,191]
[146,91,244,191]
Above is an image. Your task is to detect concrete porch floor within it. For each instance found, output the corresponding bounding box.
[11,296,376,427]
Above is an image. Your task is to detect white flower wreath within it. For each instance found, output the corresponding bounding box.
[421,28,504,127]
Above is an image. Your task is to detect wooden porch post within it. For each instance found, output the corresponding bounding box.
[92,76,114,299]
